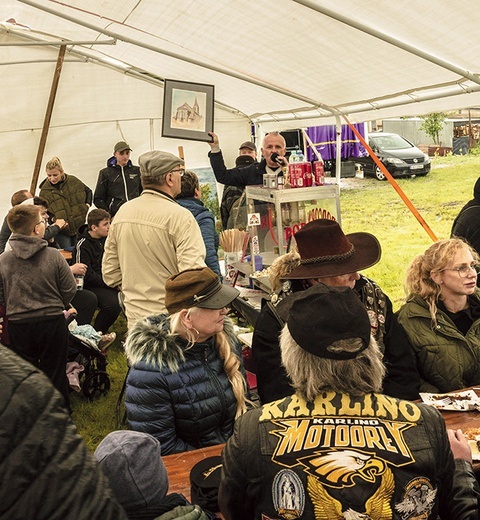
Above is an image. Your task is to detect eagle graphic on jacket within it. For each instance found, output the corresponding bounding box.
[299,449,395,519]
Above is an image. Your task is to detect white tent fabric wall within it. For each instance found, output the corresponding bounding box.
[0,29,250,213]
[3,0,480,210]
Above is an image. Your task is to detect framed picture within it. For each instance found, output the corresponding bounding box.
[162,79,214,142]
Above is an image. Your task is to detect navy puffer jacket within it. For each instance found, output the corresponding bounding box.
[124,314,243,455]
[177,197,221,277]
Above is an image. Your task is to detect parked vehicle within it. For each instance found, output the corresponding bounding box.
[356,132,431,180]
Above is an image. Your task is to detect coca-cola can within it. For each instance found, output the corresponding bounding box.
[288,164,297,188]
[303,162,313,187]
[295,164,304,188]
[313,161,325,186]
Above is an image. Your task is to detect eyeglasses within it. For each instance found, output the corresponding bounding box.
[170,168,185,177]
[439,264,480,278]
[36,217,48,226]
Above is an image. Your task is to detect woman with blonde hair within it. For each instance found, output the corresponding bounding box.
[398,237,480,393]
[124,267,250,455]
[39,156,92,249]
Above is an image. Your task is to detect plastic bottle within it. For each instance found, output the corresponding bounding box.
[75,275,84,291]
[298,201,306,223]
[296,150,304,188]
[281,202,291,224]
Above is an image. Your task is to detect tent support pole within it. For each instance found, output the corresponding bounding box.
[30,44,66,195]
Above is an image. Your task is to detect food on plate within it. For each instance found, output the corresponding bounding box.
[464,427,480,441]
[432,393,471,401]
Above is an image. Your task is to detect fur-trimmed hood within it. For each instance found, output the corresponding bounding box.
[267,250,301,291]
[124,313,237,373]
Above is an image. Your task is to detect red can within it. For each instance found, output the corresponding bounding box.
[303,162,313,187]
[295,164,304,187]
[313,161,325,186]
[288,164,297,188]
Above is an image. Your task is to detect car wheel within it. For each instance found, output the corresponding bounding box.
[375,166,387,181]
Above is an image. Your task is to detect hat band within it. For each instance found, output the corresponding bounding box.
[186,279,222,307]
[300,244,355,265]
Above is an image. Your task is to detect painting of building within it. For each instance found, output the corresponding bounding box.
[171,89,205,131]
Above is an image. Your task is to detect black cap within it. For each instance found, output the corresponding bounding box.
[282,283,371,360]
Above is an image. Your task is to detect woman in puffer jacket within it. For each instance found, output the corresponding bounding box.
[124,267,249,455]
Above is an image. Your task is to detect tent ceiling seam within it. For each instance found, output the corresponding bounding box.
[19,0,339,116]
[292,0,480,87]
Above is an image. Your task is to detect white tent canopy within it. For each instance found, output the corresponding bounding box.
[2,0,480,210]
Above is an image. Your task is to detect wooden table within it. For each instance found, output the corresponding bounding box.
[441,404,480,433]
[426,387,480,472]
[59,249,72,262]
[162,444,224,501]
[424,387,480,433]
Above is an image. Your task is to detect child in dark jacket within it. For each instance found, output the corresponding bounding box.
[73,209,121,333]
[0,204,77,405]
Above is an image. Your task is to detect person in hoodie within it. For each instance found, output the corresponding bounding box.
[124,267,249,455]
[94,431,189,520]
[452,177,480,272]
[94,141,142,217]
[0,189,32,253]
[0,204,76,406]
[39,156,92,250]
[176,170,221,277]
[73,208,121,333]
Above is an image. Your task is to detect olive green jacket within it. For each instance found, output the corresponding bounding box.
[397,290,480,393]
[40,174,92,237]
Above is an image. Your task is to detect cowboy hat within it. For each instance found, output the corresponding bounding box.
[283,219,381,280]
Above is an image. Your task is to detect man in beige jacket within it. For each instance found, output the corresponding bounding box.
[102,151,206,327]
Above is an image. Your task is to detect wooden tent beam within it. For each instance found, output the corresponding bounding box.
[30,44,66,195]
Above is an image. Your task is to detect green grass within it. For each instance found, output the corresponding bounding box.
[340,155,480,307]
[71,314,129,451]
[72,154,480,450]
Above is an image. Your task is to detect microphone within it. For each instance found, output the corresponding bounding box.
[270,152,283,164]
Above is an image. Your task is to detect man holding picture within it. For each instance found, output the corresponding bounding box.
[207,131,287,187]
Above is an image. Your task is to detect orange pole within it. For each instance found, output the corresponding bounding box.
[343,116,438,242]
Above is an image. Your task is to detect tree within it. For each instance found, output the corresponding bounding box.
[420,112,447,145]
[200,183,220,222]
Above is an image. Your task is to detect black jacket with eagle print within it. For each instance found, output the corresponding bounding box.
[219,390,479,520]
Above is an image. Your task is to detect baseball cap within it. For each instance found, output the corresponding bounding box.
[114,141,132,153]
[281,283,371,360]
[239,141,256,151]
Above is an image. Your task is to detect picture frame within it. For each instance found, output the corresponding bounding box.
[162,79,215,142]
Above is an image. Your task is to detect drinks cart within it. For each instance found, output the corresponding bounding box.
[245,184,341,261]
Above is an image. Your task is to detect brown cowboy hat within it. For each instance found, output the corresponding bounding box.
[283,219,381,280]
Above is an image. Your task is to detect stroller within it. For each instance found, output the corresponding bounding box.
[66,316,111,399]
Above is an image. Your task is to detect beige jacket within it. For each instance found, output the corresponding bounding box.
[102,189,206,327]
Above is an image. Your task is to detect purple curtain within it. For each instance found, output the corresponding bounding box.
[305,123,367,161]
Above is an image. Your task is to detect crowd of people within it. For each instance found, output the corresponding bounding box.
[0,134,480,518]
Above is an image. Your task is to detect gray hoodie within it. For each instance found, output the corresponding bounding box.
[0,234,76,321]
